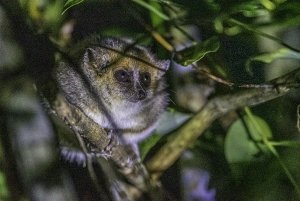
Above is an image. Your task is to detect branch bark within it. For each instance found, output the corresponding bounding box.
[146,68,300,180]
[0,1,157,200]
[53,94,150,191]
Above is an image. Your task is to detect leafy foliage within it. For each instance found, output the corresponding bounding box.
[175,36,220,66]
[225,114,272,164]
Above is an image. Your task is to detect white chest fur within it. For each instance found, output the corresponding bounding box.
[85,100,158,143]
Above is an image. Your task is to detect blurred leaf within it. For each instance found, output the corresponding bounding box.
[132,0,170,20]
[149,1,165,28]
[260,0,276,10]
[44,1,64,27]
[62,0,85,15]
[225,1,267,17]
[28,0,45,21]
[271,2,300,27]
[175,36,220,66]
[247,48,300,71]
[225,122,258,164]
[156,110,191,135]
[0,171,9,200]
[140,133,163,161]
[244,108,300,195]
[245,112,273,141]
[269,141,300,147]
[139,110,191,160]
[225,115,272,164]
[27,0,63,31]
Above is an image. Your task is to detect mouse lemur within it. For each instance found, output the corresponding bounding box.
[55,37,169,151]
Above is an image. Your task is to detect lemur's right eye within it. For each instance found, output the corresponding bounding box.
[114,69,131,83]
[140,72,151,88]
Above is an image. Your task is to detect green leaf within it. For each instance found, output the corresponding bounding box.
[149,1,165,27]
[245,113,273,141]
[244,108,300,194]
[140,110,191,160]
[269,141,300,147]
[132,0,170,21]
[249,48,300,64]
[0,171,9,200]
[224,115,272,164]
[175,36,220,66]
[140,133,163,161]
[62,0,85,15]
[246,48,300,73]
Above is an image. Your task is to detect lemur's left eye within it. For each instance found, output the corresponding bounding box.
[140,72,151,87]
[114,69,131,83]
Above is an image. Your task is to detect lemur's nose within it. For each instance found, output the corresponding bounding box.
[137,89,146,100]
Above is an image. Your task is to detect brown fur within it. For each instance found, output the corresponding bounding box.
[55,36,169,144]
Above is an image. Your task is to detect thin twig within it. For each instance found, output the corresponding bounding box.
[196,67,234,87]
[123,1,174,52]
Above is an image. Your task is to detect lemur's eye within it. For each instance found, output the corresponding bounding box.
[114,69,131,83]
[140,72,151,87]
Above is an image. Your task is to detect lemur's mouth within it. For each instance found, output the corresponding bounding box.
[128,90,147,103]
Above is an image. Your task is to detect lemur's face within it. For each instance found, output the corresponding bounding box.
[81,43,169,104]
[112,66,153,102]
[56,37,170,143]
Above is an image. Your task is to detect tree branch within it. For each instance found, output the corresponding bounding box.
[53,94,150,190]
[0,1,157,200]
[146,68,300,180]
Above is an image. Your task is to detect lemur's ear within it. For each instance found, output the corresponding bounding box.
[161,59,170,71]
[84,48,97,66]
[157,59,170,76]
[83,48,110,75]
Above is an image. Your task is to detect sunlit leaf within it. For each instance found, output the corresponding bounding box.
[62,0,85,15]
[175,36,220,66]
[225,115,272,164]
